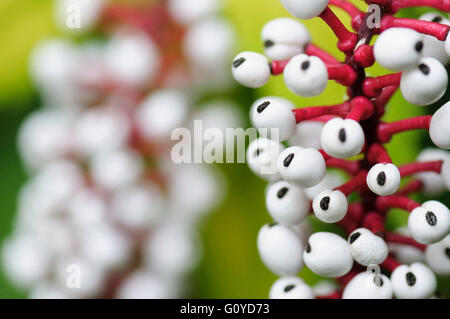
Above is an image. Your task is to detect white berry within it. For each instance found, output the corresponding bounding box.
[269,277,314,299]
[408,200,450,244]
[303,232,353,277]
[430,101,450,149]
[261,18,311,61]
[366,163,401,196]
[321,118,365,158]
[247,137,285,182]
[312,189,348,223]
[284,54,328,97]
[348,228,389,266]
[425,235,450,276]
[400,57,448,106]
[391,263,437,299]
[280,0,329,20]
[374,28,424,71]
[278,146,326,187]
[415,148,449,195]
[250,97,296,142]
[343,271,393,299]
[265,181,310,225]
[232,52,271,88]
[257,223,304,276]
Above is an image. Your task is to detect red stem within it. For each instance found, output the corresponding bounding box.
[373,85,399,118]
[376,195,421,212]
[305,44,340,65]
[270,60,289,75]
[363,212,386,236]
[293,102,351,123]
[367,143,392,164]
[319,149,333,161]
[346,96,374,121]
[381,15,450,40]
[348,203,365,223]
[326,158,361,175]
[363,73,401,98]
[336,171,368,196]
[328,65,358,86]
[377,116,432,143]
[353,44,375,67]
[386,233,427,251]
[399,161,443,177]
[316,291,343,299]
[319,7,358,53]
[396,179,423,196]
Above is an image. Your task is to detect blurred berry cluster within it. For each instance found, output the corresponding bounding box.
[2,0,242,299]
[233,0,450,299]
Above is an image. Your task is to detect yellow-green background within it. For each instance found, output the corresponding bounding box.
[0,0,448,298]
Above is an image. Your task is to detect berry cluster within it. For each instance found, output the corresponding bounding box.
[233,0,450,299]
[3,0,240,298]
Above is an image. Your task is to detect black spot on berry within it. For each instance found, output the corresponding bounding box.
[377,171,386,186]
[264,40,275,48]
[320,196,330,211]
[277,187,289,199]
[415,41,423,53]
[432,16,443,23]
[349,232,361,244]
[338,128,346,142]
[374,277,384,287]
[254,148,263,157]
[283,153,295,167]
[257,101,270,113]
[419,63,430,75]
[426,211,437,226]
[284,284,295,292]
[233,57,245,68]
[406,272,416,286]
[301,60,310,71]
[305,243,311,253]
[445,248,450,259]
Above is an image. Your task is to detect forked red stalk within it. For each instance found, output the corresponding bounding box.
[319,7,358,52]
[363,73,401,98]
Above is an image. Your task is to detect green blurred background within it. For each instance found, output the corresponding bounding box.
[0,0,448,298]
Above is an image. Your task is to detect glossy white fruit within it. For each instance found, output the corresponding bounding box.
[278,146,326,187]
[374,28,424,71]
[320,118,365,158]
[284,54,328,97]
[366,163,401,196]
[303,232,353,277]
[400,57,448,106]
[261,18,311,60]
[257,223,304,276]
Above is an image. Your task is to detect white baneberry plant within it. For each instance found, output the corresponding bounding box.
[233,0,450,299]
[3,0,240,299]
